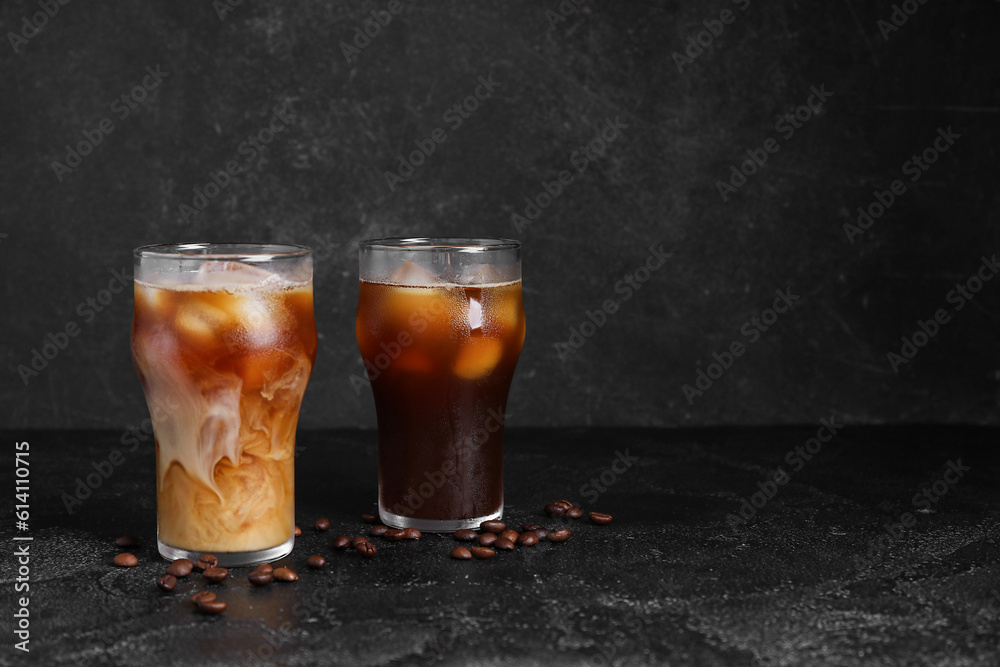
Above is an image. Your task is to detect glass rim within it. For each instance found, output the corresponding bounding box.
[359,237,520,253]
[133,242,312,260]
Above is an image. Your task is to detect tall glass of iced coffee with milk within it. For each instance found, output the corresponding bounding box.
[131,243,316,566]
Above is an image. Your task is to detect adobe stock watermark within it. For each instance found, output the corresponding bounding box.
[340,0,415,63]
[853,458,970,570]
[511,117,628,233]
[213,0,246,21]
[553,243,670,362]
[672,0,751,73]
[579,450,639,504]
[877,0,932,41]
[176,103,296,224]
[716,84,833,202]
[886,254,997,373]
[50,65,169,182]
[681,288,799,404]
[544,0,593,30]
[7,0,71,55]
[726,417,843,528]
[15,267,132,386]
[383,74,501,192]
[842,126,960,244]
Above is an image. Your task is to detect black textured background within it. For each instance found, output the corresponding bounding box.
[3,0,999,429]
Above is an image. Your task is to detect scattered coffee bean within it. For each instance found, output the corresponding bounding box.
[450,547,472,560]
[544,503,566,517]
[203,567,229,583]
[385,529,405,542]
[566,507,583,519]
[589,512,613,525]
[332,535,351,549]
[314,518,331,532]
[516,532,538,546]
[351,536,368,548]
[521,524,542,533]
[499,529,519,543]
[401,528,422,540]
[307,555,326,569]
[470,546,495,559]
[248,570,273,586]
[479,533,498,547]
[255,563,273,574]
[356,542,377,558]
[191,591,217,604]
[115,535,139,548]
[294,525,302,537]
[494,538,515,551]
[361,513,377,524]
[196,599,227,615]
[533,527,549,540]
[157,574,177,592]
[273,567,299,581]
[454,529,478,542]
[554,499,574,510]
[166,559,194,578]
[480,520,506,534]
[113,553,138,567]
[547,528,572,543]
[196,555,219,571]
[369,525,390,537]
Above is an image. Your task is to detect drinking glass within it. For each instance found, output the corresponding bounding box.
[131,243,316,566]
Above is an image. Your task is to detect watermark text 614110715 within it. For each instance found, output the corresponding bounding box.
[13,440,32,653]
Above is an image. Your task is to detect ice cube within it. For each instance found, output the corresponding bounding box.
[452,336,502,380]
[175,300,230,347]
[468,296,482,330]
[389,261,444,287]
[195,261,281,288]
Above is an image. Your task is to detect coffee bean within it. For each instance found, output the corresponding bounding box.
[255,563,273,574]
[589,512,613,525]
[166,559,193,578]
[294,525,302,537]
[533,527,549,540]
[401,528,421,540]
[306,555,326,569]
[157,574,177,592]
[203,567,228,583]
[566,507,583,519]
[351,536,368,548]
[355,542,377,558]
[314,517,331,532]
[499,529,519,543]
[361,513,377,524]
[479,533,498,547]
[480,520,506,534]
[495,538,515,551]
[191,591,217,604]
[450,547,472,560]
[196,599,227,615]
[454,529,478,542]
[544,503,566,517]
[521,524,541,533]
[273,567,299,581]
[248,570,273,586]
[369,525,390,537]
[547,529,572,543]
[115,535,139,548]
[516,532,538,546]
[554,499,574,510]
[385,529,405,542]
[196,555,219,571]
[113,553,138,567]
[470,546,495,559]
[332,535,351,549]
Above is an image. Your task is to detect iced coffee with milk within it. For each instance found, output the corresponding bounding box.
[131,244,316,566]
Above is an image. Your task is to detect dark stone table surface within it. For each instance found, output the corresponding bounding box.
[2,426,999,666]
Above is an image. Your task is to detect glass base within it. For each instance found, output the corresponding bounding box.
[158,534,294,567]
[380,504,503,533]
